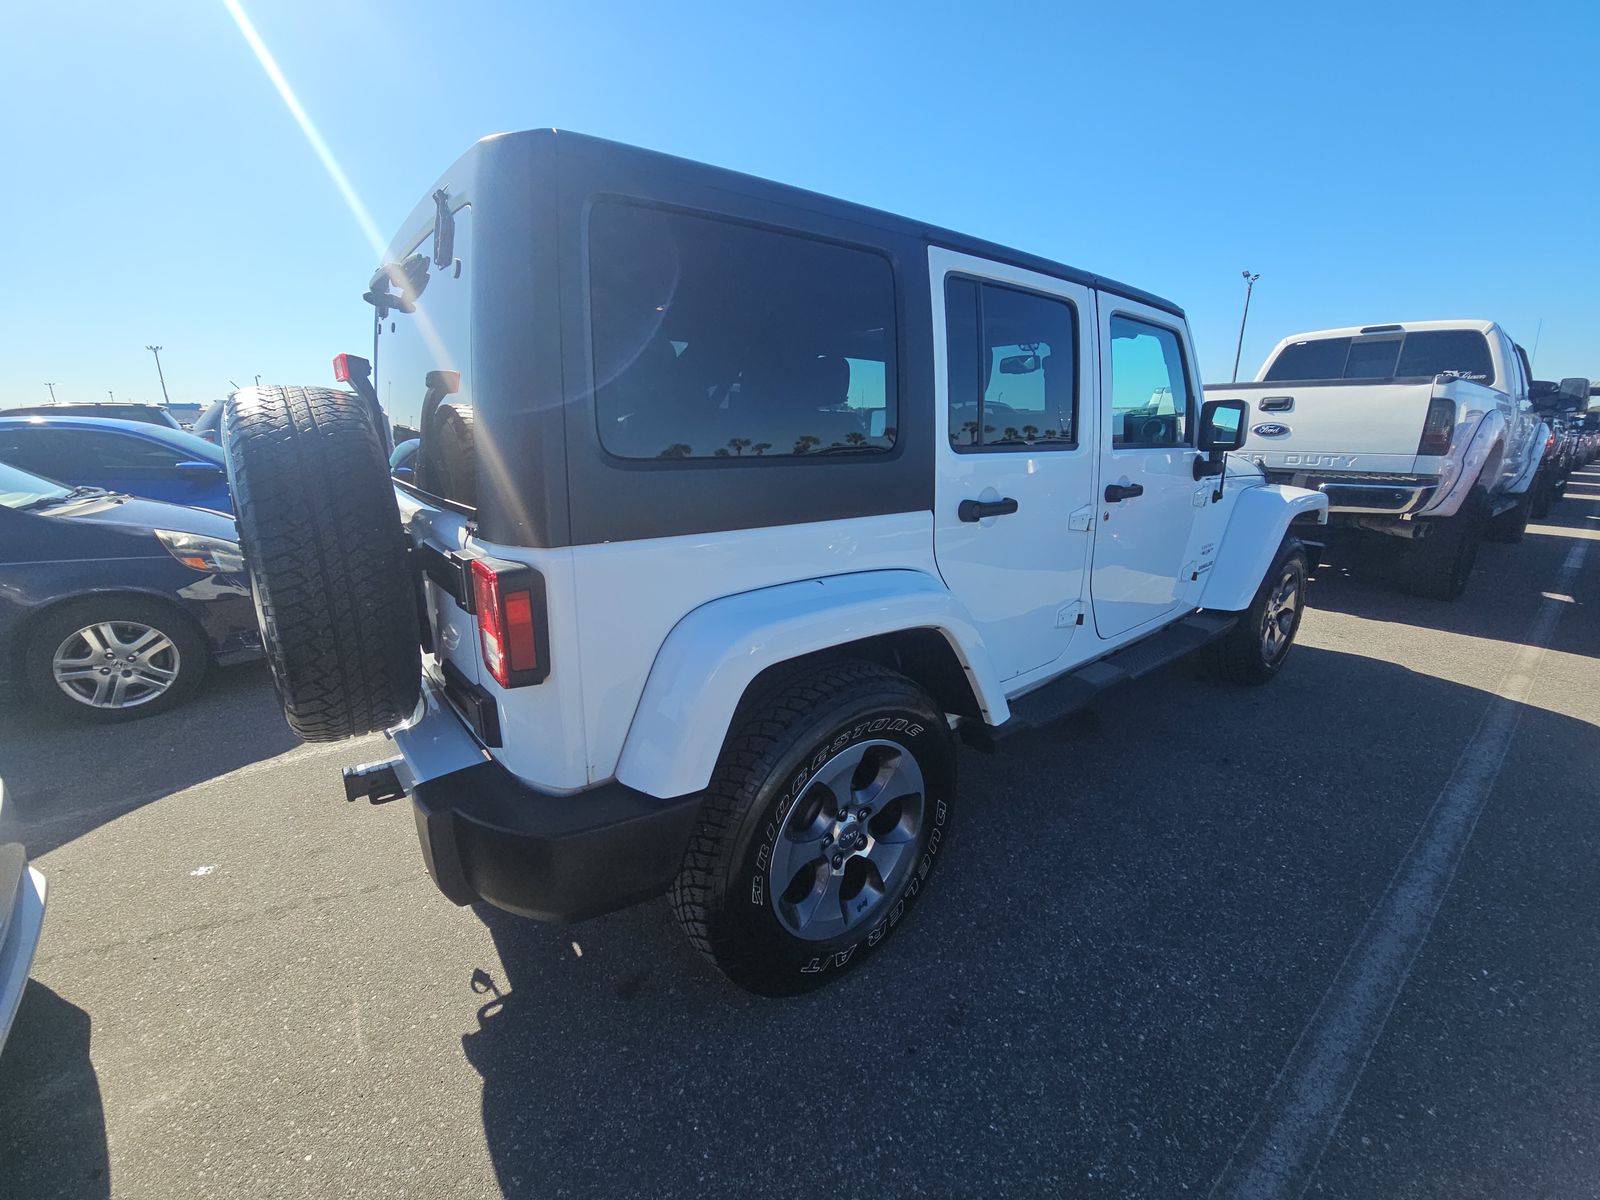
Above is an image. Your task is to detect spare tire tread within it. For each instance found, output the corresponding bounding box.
[223,386,420,741]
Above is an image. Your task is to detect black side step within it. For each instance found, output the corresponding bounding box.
[961,612,1237,750]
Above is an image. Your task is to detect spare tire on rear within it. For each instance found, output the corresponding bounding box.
[223,385,420,741]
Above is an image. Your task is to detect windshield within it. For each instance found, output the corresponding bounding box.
[0,460,71,510]
[1265,329,1496,385]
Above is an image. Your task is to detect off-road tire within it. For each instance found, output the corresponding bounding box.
[222,385,420,741]
[1394,492,1484,601]
[24,596,208,723]
[1206,538,1309,685]
[1530,474,1552,520]
[670,660,956,996]
[1484,487,1532,544]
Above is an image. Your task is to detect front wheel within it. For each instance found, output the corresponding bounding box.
[24,596,208,722]
[1206,539,1309,685]
[670,661,956,996]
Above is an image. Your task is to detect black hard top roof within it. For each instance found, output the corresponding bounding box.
[456,129,1185,319]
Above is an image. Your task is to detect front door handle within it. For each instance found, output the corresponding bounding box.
[1104,482,1145,502]
[958,497,1020,522]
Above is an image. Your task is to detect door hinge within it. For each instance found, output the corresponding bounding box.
[1068,505,1094,532]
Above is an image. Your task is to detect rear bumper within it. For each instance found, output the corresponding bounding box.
[1266,472,1435,517]
[410,760,703,922]
[390,675,703,923]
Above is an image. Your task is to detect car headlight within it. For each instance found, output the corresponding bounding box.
[156,529,245,573]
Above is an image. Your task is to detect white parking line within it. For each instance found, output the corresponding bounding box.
[1209,538,1590,1200]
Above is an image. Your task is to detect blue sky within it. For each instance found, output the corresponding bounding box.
[2,0,1595,408]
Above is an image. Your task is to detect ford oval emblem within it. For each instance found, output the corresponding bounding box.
[1252,422,1291,438]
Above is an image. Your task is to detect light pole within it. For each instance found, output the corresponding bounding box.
[1231,271,1260,383]
[108,390,115,402]
[145,345,172,405]
[43,382,57,404]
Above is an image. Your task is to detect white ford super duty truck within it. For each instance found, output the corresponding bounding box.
[1206,319,1546,600]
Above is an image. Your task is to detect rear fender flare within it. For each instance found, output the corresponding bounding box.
[1197,484,1328,613]
[614,570,1007,799]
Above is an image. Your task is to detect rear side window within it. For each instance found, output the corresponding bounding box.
[0,428,188,476]
[945,277,1077,450]
[590,203,897,461]
[1265,330,1495,384]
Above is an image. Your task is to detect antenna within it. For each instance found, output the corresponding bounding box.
[1529,318,1543,370]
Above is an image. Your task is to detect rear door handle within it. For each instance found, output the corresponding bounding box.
[1104,482,1145,502]
[958,497,1020,522]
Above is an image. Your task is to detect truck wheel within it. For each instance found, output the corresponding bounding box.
[670,661,956,996]
[1206,539,1308,685]
[222,385,421,741]
[24,596,208,722]
[1397,495,1484,601]
[1484,488,1532,544]
[1529,475,1552,520]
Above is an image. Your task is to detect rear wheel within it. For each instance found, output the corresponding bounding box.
[670,661,955,996]
[222,385,420,741]
[1206,539,1308,685]
[25,596,207,722]
[1484,487,1532,544]
[1395,493,1484,601]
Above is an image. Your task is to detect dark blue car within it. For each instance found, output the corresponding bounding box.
[0,461,260,721]
[0,415,232,514]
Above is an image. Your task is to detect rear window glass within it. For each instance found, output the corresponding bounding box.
[590,203,897,461]
[1265,330,1496,384]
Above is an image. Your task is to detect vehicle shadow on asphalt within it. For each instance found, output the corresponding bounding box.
[0,982,110,1199]
[454,641,1598,1198]
[1306,515,1598,661]
[0,664,298,857]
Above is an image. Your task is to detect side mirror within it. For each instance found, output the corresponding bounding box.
[1198,398,1248,452]
[1195,398,1248,480]
[174,460,223,475]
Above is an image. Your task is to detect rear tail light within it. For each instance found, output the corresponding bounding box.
[1417,399,1456,457]
[1544,432,1557,457]
[469,558,548,687]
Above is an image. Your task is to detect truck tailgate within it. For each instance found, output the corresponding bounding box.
[1204,381,1433,475]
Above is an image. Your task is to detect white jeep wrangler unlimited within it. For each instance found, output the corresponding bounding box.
[224,130,1328,995]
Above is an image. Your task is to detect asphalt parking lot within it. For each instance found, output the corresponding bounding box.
[2,469,1597,1200]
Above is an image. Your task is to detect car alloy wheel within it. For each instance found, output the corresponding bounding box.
[51,620,181,709]
[766,738,926,941]
[1259,563,1302,663]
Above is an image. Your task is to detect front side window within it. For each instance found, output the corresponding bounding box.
[944,277,1077,450]
[590,202,897,461]
[1109,316,1191,448]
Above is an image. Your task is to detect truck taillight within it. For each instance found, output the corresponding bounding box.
[1544,432,1556,456]
[1417,399,1456,457]
[469,558,548,687]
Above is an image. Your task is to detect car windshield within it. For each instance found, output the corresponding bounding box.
[0,460,72,510]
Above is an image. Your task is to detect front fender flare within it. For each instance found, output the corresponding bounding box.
[1197,484,1328,613]
[614,570,1007,800]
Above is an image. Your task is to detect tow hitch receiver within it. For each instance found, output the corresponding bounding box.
[343,758,407,805]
